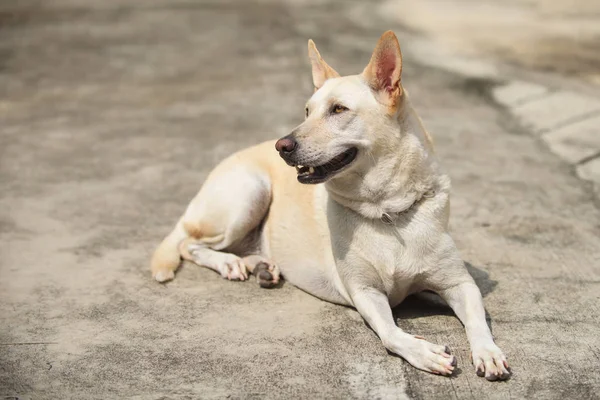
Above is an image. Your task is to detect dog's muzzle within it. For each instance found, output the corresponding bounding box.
[275,135,298,164]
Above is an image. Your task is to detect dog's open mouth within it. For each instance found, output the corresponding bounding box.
[295,148,358,184]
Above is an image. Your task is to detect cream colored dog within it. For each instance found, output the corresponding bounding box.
[151,31,510,381]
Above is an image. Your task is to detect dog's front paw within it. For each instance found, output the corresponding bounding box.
[395,336,456,376]
[471,343,510,381]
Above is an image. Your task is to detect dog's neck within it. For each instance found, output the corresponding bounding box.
[325,94,448,221]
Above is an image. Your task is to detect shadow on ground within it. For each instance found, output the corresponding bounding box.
[393,262,497,323]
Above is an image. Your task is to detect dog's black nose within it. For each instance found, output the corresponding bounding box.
[275,136,297,154]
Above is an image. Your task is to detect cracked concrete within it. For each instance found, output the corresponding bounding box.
[1,0,600,399]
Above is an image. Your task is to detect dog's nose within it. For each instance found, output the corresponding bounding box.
[275,136,297,154]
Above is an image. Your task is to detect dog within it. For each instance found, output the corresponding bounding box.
[150,31,510,381]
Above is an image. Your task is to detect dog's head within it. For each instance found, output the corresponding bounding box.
[276,31,404,184]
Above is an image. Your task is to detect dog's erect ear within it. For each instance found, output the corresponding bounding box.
[308,39,340,90]
[362,31,403,108]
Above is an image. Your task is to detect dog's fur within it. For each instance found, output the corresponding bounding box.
[151,31,510,380]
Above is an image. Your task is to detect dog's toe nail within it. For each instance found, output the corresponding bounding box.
[444,346,451,355]
[450,356,457,367]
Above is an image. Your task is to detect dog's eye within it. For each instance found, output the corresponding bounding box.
[332,104,348,114]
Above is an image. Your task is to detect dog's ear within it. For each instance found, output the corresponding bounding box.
[308,39,340,90]
[362,31,403,108]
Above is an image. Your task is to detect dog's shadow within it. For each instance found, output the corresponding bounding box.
[392,262,497,331]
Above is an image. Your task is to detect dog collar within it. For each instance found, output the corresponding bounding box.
[380,190,436,225]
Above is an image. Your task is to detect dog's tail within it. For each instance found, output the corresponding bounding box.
[151,218,188,283]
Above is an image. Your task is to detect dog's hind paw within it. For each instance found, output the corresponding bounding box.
[253,261,280,288]
[217,255,249,281]
[240,255,281,288]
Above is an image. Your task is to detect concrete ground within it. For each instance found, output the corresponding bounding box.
[1,0,600,399]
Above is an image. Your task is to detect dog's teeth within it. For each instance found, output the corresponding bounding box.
[308,167,315,174]
[296,166,301,172]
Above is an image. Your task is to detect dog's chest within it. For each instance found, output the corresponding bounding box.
[365,219,440,303]
[372,237,420,303]
[380,262,419,307]
[328,196,447,304]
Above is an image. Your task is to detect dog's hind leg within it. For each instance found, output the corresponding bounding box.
[164,161,274,285]
[180,239,250,281]
[179,244,280,287]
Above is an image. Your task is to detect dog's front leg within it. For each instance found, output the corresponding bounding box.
[351,288,456,375]
[438,281,511,381]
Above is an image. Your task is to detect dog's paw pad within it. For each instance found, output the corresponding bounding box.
[255,262,280,288]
